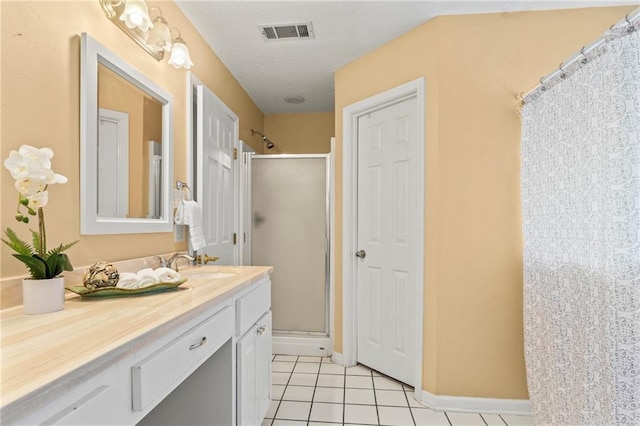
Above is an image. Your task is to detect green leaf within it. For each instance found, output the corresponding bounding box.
[2,228,34,256]
[57,253,74,273]
[34,254,52,278]
[31,230,42,255]
[47,241,78,257]
[13,254,47,279]
[45,252,59,277]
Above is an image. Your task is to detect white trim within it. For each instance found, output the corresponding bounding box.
[271,335,333,357]
[419,390,532,416]
[342,78,426,391]
[329,137,336,358]
[97,108,129,218]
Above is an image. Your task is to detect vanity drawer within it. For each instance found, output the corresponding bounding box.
[132,305,234,412]
[236,278,271,337]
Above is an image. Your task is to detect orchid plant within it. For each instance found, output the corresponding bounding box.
[2,145,77,280]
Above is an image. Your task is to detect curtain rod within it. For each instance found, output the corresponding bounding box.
[516,7,640,110]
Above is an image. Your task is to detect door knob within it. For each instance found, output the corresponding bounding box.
[355,249,366,259]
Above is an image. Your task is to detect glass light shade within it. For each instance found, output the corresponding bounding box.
[119,0,153,32]
[168,38,193,69]
[146,17,172,52]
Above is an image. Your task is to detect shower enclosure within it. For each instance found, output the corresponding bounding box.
[247,154,331,355]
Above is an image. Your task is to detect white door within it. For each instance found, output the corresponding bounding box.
[356,96,418,385]
[196,85,237,264]
[97,108,128,218]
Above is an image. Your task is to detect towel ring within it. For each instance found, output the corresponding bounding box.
[176,181,192,201]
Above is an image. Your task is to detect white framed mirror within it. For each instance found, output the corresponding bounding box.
[80,33,173,234]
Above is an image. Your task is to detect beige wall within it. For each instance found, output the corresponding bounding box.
[334,6,634,399]
[0,1,264,278]
[263,112,334,153]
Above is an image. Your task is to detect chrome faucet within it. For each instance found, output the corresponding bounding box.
[153,253,194,271]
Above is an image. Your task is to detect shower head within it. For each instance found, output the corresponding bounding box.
[251,129,276,150]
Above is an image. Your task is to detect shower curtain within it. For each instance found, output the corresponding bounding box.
[520,20,640,426]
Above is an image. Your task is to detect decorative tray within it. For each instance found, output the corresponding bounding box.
[66,278,188,298]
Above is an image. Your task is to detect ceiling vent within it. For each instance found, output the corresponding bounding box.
[259,22,314,41]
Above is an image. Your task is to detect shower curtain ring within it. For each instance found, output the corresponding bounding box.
[559,62,567,79]
[580,46,588,64]
[625,13,635,32]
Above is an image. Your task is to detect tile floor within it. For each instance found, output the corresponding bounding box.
[263,355,534,426]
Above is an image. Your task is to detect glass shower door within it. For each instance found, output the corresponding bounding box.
[251,155,328,334]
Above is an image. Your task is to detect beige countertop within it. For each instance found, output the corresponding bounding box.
[0,265,272,412]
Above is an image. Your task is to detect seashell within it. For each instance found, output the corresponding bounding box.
[83,261,119,290]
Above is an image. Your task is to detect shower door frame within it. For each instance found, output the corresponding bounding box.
[247,153,332,339]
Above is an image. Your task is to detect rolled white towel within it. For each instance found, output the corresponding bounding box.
[116,272,139,289]
[136,268,158,288]
[153,267,182,283]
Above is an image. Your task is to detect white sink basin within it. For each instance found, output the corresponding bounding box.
[181,267,242,281]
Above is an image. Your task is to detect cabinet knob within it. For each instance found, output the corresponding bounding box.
[189,336,207,350]
[257,326,267,335]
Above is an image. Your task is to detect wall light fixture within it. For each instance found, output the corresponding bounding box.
[99,0,194,69]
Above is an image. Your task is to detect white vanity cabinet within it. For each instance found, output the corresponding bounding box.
[0,266,273,426]
[235,278,272,426]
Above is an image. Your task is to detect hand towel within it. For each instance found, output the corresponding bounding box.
[116,272,139,289]
[153,267,182,283]
[174,200,187,225]
[183,200,207,251]
[136,268,157,288]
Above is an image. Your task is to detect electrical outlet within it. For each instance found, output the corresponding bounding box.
[174,224,185,243]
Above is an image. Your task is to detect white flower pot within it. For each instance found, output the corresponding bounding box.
[22,277,65,315]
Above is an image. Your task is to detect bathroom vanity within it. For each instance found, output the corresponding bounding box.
[0,265,272,426]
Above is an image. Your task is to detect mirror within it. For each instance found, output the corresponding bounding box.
[80,33,173,234]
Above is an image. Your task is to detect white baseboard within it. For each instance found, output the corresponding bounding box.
[420,390,531,416]
[272,335,332,357]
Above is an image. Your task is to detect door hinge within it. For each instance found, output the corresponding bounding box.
[233,233,237,245]
[233,148,238,159]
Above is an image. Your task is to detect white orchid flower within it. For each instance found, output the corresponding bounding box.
[15,178,47,196]
[26,191,49,209]
[18,144,53,169]
[4,145,67,184]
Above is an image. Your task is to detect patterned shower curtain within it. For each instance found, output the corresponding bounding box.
[520,18,640,426]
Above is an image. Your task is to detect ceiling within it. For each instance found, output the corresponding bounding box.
[175,1,637,114]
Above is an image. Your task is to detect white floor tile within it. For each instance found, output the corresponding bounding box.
[378,405,414,425]
[406,392,425,408]
[309,402,344,423]
[313,386,344,403]
[320,362,346,375]
[317,374,345,388]
[282,385,315,402]
[321,356,333,363]
[294,362,321,374]
[272,420,307,426]
[272,372,291,385]
[346,375,374,389]
[275,401,312,421]
[308,423,341,426]
[481,414,506,426]
[274,355,298,362]
[288,373,318,387]
[272,361,296,373]
[261,418,272,426]
[272,384,286,400]
[501,415,534,426]
[345,388,376,405]
[344,404,379,425]
[266,400,279,419]
[347,364,373,376]
[373,376,404,390]
[447,412,486,426]
[298,356,323,363]
[376,389,409,407]
[411,408,449,425]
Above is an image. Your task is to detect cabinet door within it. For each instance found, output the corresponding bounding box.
[237,322,258,426]
[256,312,272,420]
